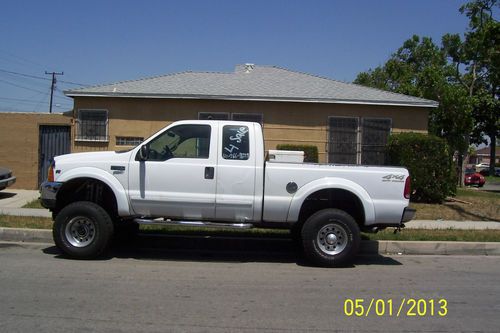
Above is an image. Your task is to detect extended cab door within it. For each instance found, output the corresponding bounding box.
[215,123,256,221]
[128,122,218,219]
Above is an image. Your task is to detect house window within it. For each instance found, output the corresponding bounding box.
[328,117,391,165]
[361,118,392,165]
[328,117,359,164]
[232,113,263,125]
[198,112,263,125]
[199,112,230,120]
[76,110,109,142]
[116,136,144,146]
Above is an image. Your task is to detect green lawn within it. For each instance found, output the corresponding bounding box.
[22,199,44,209]
[485,175,500,184]
[411,187,499,221]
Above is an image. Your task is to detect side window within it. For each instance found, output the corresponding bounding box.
[147,124,211,161]
[222,125,250,160]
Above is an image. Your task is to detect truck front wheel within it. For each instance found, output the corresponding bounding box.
[53,201,114,259]
[301,208,360,267]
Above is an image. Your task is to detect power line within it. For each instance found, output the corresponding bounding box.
[0,68,88,86]
[0,96,73,106]
[55,88,75,99]
[0,78,49,94]
[33,91,50,112]
[59,79,87,86]
[0,68,49,81]
[0,49,46,69]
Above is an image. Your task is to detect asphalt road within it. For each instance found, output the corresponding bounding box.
[1,242,499,333]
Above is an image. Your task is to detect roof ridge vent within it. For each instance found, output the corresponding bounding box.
[244,63,255,73]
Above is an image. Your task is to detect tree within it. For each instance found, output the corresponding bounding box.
[442,0,499,175]
[354,36,473,155]
[355,0,499,176]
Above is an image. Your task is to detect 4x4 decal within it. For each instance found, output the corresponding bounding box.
[382,174,405,182]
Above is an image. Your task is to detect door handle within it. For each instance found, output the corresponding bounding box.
[204,167,215,179]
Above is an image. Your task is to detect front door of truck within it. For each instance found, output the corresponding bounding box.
[128,123,218,219]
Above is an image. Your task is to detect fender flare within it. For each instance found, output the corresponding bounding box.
[57,167,131,216]
[287,177,375,224]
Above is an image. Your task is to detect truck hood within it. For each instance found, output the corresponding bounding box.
[55,150,133,165]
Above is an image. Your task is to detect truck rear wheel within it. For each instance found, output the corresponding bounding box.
[53,201,114,259]
[301,208,360,267]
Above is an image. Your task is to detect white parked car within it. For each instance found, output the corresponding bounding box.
[40,120,414,267]
[475,163,490,170]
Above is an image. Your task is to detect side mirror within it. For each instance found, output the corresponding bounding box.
[139,145,149,161]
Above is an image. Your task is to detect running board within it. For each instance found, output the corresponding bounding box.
[133,218,254,229]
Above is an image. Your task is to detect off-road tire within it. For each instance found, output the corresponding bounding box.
[53,201,114,259]
[301,208,360,267]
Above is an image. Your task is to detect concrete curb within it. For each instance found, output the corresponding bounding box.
[1,227,500,256]
[360,240,500,256]
[0,227,52,243]
[0,208,52,217]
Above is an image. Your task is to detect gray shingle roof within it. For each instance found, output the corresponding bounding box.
[65,64,438,107]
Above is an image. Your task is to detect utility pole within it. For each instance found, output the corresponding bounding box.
[45,71,63,113]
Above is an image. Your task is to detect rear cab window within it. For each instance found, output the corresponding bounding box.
[222,125,250,160]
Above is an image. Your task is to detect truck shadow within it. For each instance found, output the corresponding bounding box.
[43,233,402,267]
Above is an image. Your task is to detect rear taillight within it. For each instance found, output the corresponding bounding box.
[404,176,411,199]
[47,162,55,182]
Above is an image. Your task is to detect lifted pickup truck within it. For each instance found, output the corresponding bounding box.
[40,120,414,266]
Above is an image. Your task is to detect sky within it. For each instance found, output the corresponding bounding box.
[0,0,471,113]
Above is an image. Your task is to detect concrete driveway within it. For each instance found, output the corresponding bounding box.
[0,189,39,208]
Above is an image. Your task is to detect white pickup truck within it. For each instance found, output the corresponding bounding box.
[40,120,414,266]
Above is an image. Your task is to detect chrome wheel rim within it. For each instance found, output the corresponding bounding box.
[65,216,96,247]
[317,223,348,255]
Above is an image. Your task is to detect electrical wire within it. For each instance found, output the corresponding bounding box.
[0,68,88,86]
[32,91,50,112]
[0,68,49,81]
[0,97,72,107]
[0,49,46,69]
[0,78,48,94]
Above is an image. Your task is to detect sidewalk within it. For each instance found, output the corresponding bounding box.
[405,220,500,230]
[0,189,39,208]
[0,189,51,217]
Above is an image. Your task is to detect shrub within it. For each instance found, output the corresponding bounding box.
[276,144,319,163]
[386,133,456,203]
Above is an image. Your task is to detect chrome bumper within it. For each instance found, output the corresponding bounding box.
[0,176,16,190]
[401,207,416,223]
[39,181,63,209]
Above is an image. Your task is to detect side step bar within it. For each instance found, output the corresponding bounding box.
[133,218,254,230]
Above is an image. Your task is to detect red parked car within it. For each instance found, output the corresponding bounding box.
[464,168,485,187]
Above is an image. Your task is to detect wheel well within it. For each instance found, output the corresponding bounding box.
[55,178,118,219]
[298,189,365,228]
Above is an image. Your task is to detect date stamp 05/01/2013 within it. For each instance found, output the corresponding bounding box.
[343,298,448,317]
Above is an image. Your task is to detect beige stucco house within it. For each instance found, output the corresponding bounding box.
[0,64,437,189]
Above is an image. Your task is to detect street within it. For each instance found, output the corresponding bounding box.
[1,241,499,332]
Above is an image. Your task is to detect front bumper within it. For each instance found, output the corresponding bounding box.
[0,176,16,190]
[39,181,63,209]
[401,207,416,223]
